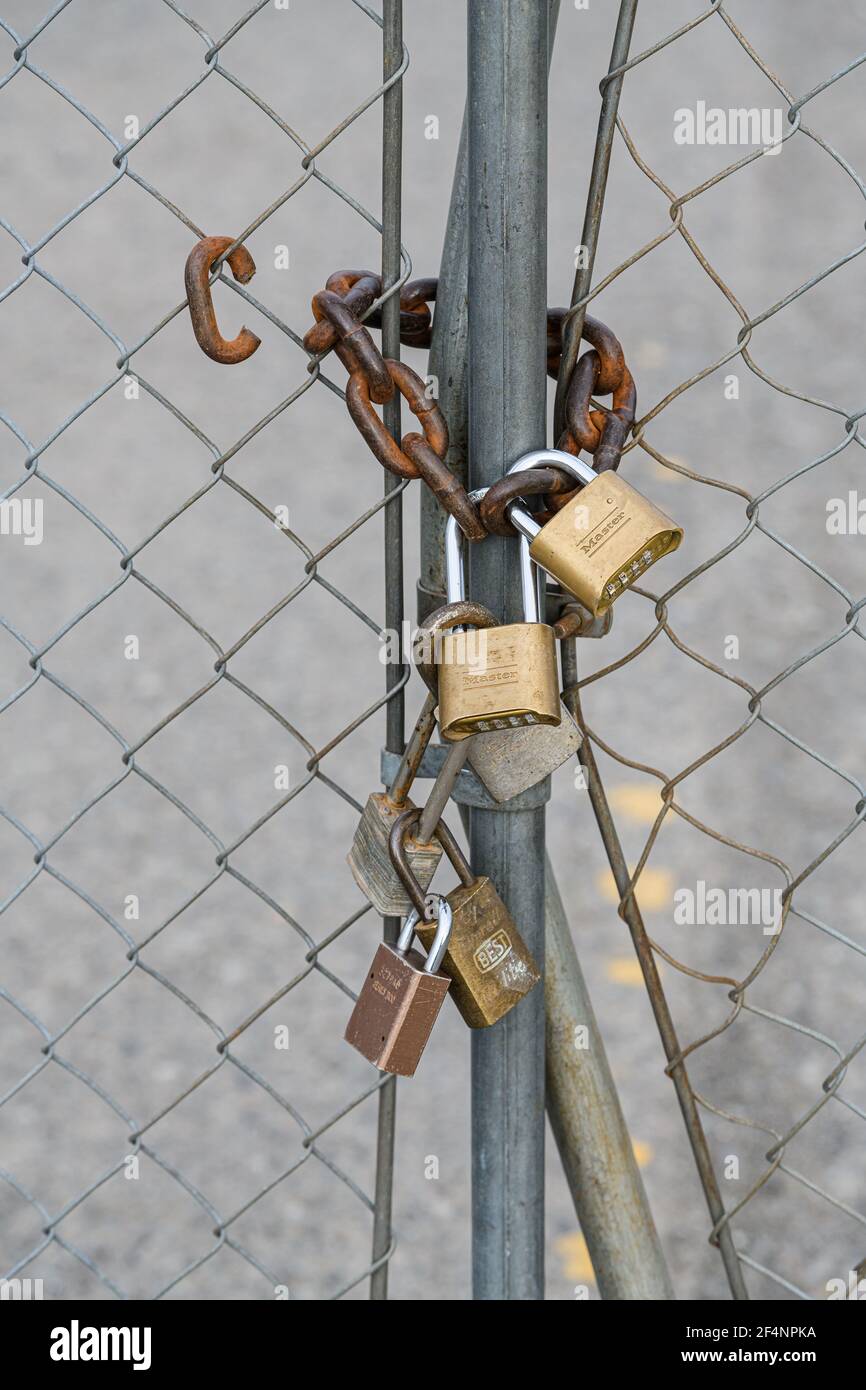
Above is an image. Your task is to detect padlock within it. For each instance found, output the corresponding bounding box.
[347,692,443,917]
[436,495,561,738]
[418,508,582,802]
[350,599,501,913]
[344,894,453,1076]
[389,808,541,1028]
[504,448,683,617]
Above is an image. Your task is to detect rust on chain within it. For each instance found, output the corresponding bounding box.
[303,271,382,357]
[345,359,485,541]
[483,307,637,531]
[303,271,437,358]
[305,271,638,543]
[548,309,637,499]
[404,435,486,541]
[184,236,262,365]
[308,289,394,404]
[479,466,575,538]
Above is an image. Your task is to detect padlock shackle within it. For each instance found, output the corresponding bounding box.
[504,450,601,603]
[386,690,438,805]
[430,815,475,890]
[444,513,466,605]
[400,895,453,975]
[413,598,498,696]
[390,807,437,917]
[505,449,599,551]
[509,448,599,489]
[447,486,543,625]
[444,487,489,606]
[518,529,542,625]
[392,804,476,898]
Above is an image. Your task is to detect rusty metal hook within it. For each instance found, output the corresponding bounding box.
[184,235,261,364]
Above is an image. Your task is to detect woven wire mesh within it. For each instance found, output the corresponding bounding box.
[2,0,865,1304]
[563,0,866,1300]
[0,0,409,1300]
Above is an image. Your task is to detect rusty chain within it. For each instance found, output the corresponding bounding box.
[300,268,636,543]
[183,247,636,547]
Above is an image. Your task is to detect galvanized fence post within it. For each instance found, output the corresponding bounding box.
[467,0,550,1300]
[370,0,404,1302]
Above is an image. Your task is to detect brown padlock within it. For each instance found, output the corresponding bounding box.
[344,895,453,1076]
[390,808,541,1028]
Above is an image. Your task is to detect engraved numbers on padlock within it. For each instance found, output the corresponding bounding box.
[506,449,683,618]
[344,895,453,1077]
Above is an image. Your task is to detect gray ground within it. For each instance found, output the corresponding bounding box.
[1,0,865,1301]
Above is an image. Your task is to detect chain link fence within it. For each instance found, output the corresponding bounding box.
[562,0,866,1300]
[1,0,864,1301]
[0,0,410,1300]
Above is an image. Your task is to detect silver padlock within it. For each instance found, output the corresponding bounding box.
[347,693,443,917]
[439,499,583,803]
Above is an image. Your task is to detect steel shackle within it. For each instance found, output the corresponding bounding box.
[503,449,598,543]
[399,894,453,975]
[445,488,544,625]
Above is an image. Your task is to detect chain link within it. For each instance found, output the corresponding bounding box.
[301,271,636,545]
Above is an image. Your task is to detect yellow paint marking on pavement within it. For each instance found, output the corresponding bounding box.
[555,1232,595,1284]
[605,956,645,987]
[633,1139,654,1169]
[596,865,673,912]
[609,782,664,825]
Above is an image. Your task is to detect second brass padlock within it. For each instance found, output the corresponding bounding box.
[435,494,561,739]
[390,808,541,1028]
[504,449,683,617]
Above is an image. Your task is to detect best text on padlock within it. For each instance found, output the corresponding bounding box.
[390,809,541,1028]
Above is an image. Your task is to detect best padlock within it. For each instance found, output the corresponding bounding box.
[504,449,683,617]
[347,692,443,917]
[344,894,453,1076]
[390,808,541,1028]
[436,496,561,738]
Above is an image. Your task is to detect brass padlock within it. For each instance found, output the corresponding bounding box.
[344,895,453,1076]
[415,512,581,802]
[436,496,561,739]
[505,449,683,617]
[390,808,541,1028]
[347,692,444,917]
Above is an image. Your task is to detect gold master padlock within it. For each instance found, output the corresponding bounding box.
[435,490,561,739]
[504,449,683,617]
